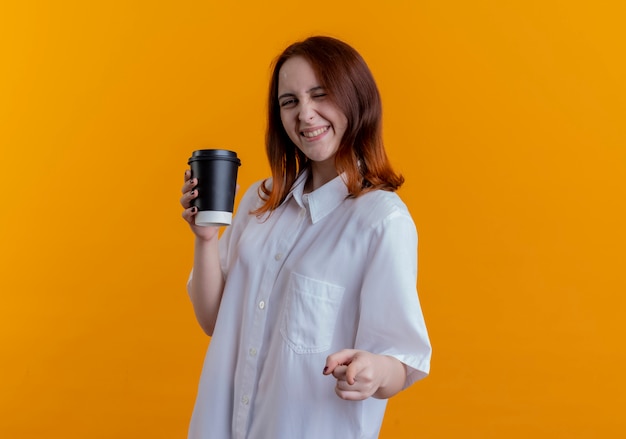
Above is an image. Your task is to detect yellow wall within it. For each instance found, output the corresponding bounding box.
[1,1,625,437]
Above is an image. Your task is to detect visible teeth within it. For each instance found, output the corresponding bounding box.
[302,127,328,138]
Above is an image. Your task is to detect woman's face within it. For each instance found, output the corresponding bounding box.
[277,56,348,173]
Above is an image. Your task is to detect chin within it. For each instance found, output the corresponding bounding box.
[304,152,333,163]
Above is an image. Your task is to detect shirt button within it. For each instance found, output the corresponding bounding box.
[249,348,257,357]
[242,395,249,405]
[274,253,282,261]
[258,300,266,310]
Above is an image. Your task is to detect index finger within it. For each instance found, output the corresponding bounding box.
[330,365,349,381]
[323,349,357,376]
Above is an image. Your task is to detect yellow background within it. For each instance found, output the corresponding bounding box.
[1,1,625,437]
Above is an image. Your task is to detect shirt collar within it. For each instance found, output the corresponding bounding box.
[284,169,350,224]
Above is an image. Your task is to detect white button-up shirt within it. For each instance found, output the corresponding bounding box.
[188,171,431,439]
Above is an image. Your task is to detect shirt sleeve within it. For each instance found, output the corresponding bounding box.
[218,180,265,279]
[355,210,432,389]
[187,180,264,291]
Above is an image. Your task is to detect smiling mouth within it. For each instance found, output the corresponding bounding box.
[301,126,329,138]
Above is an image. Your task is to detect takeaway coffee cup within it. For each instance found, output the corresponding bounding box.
[188,149,241,227]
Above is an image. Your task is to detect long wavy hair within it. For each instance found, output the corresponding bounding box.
[253,36,404,217]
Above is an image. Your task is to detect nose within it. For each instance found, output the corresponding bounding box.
[298,99,316,122]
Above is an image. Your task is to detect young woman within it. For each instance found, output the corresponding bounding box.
[180,36,431,439]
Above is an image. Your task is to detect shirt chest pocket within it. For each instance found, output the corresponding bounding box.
[280,272,346,354]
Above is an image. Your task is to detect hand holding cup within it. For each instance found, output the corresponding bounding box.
[181,170,220,241]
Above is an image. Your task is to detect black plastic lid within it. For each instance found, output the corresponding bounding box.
[188,149,240,165]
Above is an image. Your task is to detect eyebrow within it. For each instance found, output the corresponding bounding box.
[278,86,325,101]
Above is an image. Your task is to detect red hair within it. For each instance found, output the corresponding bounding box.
[253,36,404,216]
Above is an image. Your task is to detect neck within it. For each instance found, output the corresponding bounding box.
[305,161,338,193]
